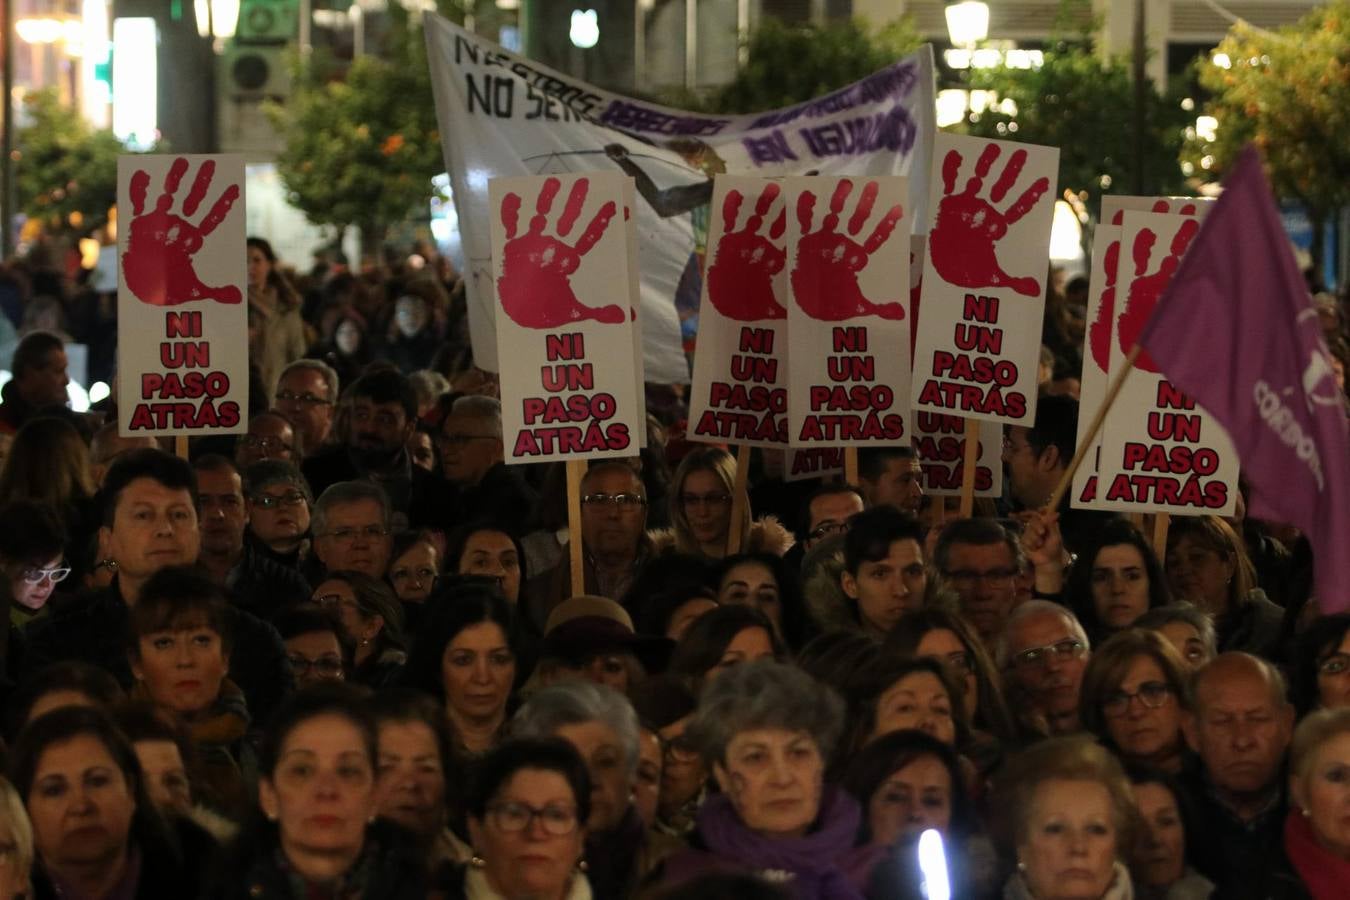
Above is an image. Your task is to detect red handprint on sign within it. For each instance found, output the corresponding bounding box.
[705,183,788,321]
[122,158,242,306]
[929,144,1049,298]
[791,179,905,321]
[1116,218,1200,373]
[497,177,625,329]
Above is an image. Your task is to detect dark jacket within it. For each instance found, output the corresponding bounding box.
[227,542,312,619]
[24,579,294,726]
[30,814,216,899]
[303,445,459,531]
[455,462,538,536]
[1180,766,1288,900]
[1218,588,1287,661]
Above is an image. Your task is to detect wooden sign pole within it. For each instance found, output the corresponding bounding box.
[174,435,189,460]
[726,444,752,555]
[1045,344,1142,512]
[1152,512,1171,562]
[566,459,586,598]
[843,446,858,486]
[958,418,980,518]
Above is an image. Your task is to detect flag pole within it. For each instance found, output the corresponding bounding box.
[1045,343,1142,512]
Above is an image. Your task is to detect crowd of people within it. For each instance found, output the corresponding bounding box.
[0,240,1346,900]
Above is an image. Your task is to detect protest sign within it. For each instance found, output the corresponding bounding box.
[910,133,1058,425]
[909,234,926,358]
[1094,210,1238,514]
[784,447,846,483]
[912,412,1003,498]
[783,175,912,446]
[687,176,789,448]
[489,173,644,464]
[117,155,248,436]
[424,14,935,383]
[1072,197,1213,509]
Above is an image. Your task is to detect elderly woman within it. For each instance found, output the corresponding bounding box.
[242,460,313,570]
[0,777,33,900]
[659,659,881,899]
[512,681,675,900]
[311,570,407,688]
[1279,707,1350,899]
[1164,516,1283,658]
[10,705,204,898]
[654,448,792,560]
[1134,603,1217,671]
[207,683,428,898]
[273,604,351,687]
[442,738,593,900]
[1127,767,1214,900]
[125,565,252,819]
[1066,519,1171,643]
[994,735,1136,900]
[1080,629,1192,775]
[1292,614,1350,716]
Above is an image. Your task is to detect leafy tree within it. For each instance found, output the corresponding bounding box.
[14,89,134,235]
[1184,1,1350,274]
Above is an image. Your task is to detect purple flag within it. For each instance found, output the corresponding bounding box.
[1137,146,1350,609]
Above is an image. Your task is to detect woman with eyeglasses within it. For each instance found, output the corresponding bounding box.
[311,571,407,689]
[0,500,69,631]
[242,461,313,572]
[273,604,352,687]
[1079,629,1193,775]
[654,448,793,561]
[386,530,441,614]
[1292,614,1350,716]
[440,738,592,900]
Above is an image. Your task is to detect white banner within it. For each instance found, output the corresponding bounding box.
[116,154,248,436]
[424,14,936,384]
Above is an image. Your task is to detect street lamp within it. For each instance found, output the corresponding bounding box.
[195,0,239,39]
[945,1,989,49]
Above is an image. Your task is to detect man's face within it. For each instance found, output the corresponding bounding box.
[580,468,647,560]
[103,478,201,581]
[805,491,864,549]
[1005,610,1088,718]
[1186,669,1292,798]
[313,498,392,577]
[197,467,247,558]
[438,412,502,487]
[943,541,1019,642]
[863,456,924,515]
[1003,426,1052,508]
[21,348,70,408]
[274,368,334,452]
[348,397,412,462]
[237,414,298,467]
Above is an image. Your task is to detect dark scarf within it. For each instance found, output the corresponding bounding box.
[583,804,646,900]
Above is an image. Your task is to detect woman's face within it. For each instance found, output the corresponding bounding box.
[915,628,978,723]
[247,245,271,290]
[717,562,783,635]
[0,821,23,900]
[554,653,633,695]
[1165,535,1235,614]
[334,320,363,357]
[313,580,381,648]
[1019,779,1118,900]
[133,739,192,816]
[132,626,229,717]
[634,729,662,826]
[715,728,823,838]
[554,720,631,835]
[1131,781,1186,889]
[681,469,732,546]
[406,432,436,474]
[867,754,953,847]
[259,714,376,860]
[873,671,956,746]
[666,597,718,640]
[1315,632,1350,710]
[441,622,515,725]
[1091,544,1151,629]
[468,769,584,899]
[27,734,136,873]
[388,541,439,604]
[285,631,346,686]
[375,720,446,838]
[708,627,776,680]
[458,530,522,605]
[9,554,65,611]
[657,715,707,818]
[1155,621,1211,670]
[1294,731,1350,861]
[1102,655,1182,764]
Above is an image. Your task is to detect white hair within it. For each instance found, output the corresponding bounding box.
[996,600,1090,669]
[450,395,503,438]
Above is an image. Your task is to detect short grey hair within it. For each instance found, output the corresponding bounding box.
[1135,603,1218,663]
[450,395,503,437]
[0,777,33,888]
[933,517,1026,575]
[512,681,640,778]
[996,600,1090,669]
[1291,707,1350,781]
[280,358,340,404]
[687,659,844,764]
[312,481,391,536]
[580,460,646,499]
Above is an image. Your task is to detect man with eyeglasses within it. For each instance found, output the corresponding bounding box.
[934,517,1026,648]
[273,359,339,455]
[439,396,537,536]
[799,483,865,551]
[311,481,395,580]
[193,455,311,619]
[303,369,456,529]
[997,599,1091,737]
[236,410,303,468]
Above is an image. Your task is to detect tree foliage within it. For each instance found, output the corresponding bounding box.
[266,4,448,246]
[14,89,134,235]
[1184,1,1350,270]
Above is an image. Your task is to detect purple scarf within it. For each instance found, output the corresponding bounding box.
[670,787,875,900]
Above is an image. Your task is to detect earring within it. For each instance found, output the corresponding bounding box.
[1016,860,1027,873]
[470,854,487,869]
[1303,807,1312,818]
[576,859,589,873]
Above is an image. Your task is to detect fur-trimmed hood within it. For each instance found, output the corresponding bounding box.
[647,515,795,559]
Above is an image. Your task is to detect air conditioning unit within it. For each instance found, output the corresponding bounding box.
[221,41,291,101]
[236,0,298,45]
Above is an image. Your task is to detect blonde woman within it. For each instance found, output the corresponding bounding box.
[653,448,791,560]
[0,777,34,900]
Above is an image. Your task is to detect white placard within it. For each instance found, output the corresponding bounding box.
[911,412,1003,497]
